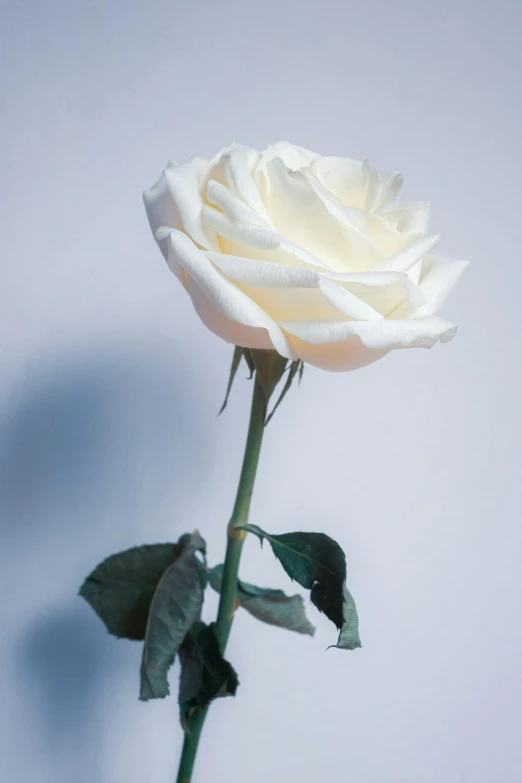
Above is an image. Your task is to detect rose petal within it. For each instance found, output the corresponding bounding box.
[311,156,369,209]
[217,145,273,223]
[378,202,431,234]
[280,314,457,349]
[265,158,385,272]
[318,278,384,321]
[325,270,426,309]
[282,333,389,372]
[256,141,319,177]
[206,180,270,228]
[163,158,218,250]
[166,229,295,358]
[189,280,277,352]
[368,169,403,211]
[202,204,333,270]
[235,287,348,322]
[417,255,470,314]
[143,167,182,258]
[331,272,423,319]
[305,172,406,258]
[206,252,319,288]
[372,233,440,273]
[206,253,346,321]
[206,253,425,319]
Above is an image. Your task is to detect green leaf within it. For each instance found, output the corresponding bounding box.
[208,564,315,636]
[249,349,288,401]
[79,543,180,640]
[266,360,301,425]
[336,586,360,650]
[298,360,305,385]
[239,525,361,650]
[139,532,207,701]
[178,621,239,728]
[219,346,244,414]
[242,348,255,378]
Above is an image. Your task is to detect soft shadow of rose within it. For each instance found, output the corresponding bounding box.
[0,343,211,781]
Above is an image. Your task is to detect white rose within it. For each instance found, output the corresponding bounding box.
[144,141,468,371]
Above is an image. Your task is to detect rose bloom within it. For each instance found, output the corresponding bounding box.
[144,142,468,371]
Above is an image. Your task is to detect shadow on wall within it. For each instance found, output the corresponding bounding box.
[0,342,211,782]
[0,344,209,548]
[18,604,122,783]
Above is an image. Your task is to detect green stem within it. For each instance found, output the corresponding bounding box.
[175,375,267,783]
[175,708,207,783]
[216,375,267,648]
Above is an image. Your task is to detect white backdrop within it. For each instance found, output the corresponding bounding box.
[2,1,521,782]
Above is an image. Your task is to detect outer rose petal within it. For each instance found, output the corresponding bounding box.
[144,157,219,251]
[165,229,295,359]
[281,315,457,372]
[206,253,425,320]
[143,166,182,258]
[280,314,457,350]
[282,333,389,372]
[188,280,278,352]
[164,158,218,250]
[417,255,470,314]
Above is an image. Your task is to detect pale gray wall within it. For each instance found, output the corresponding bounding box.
[2,1,521,781]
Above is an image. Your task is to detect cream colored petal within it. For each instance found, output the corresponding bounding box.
[374,171,403,211]
[206,253,346,321]
[217,145,273,223]
[164,158,218,250]
[372,233,440,273]
[311,156,368,209]
[188,280,277,352]
[206,179,270,228]
[325,270,426,305]
[280,314,457,349]
[318,278,384,321]
[143,168,182,258]
[206,253,424,320]
[215,234,328,273]
[202,204,333,270]
[206,252,319,288]
[236,286,347,322]
[256,141,319,177]
[283,332,389,372]
[202,204,280,249]
[378,202,431,234]
[166,229,294,358]
[364,163,403,211]
[305,173,406,258]
[417,255,470,314]
[265,158,385,272]
[324,270,425,318]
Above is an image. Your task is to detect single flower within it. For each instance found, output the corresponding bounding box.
[144,141,468,371]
